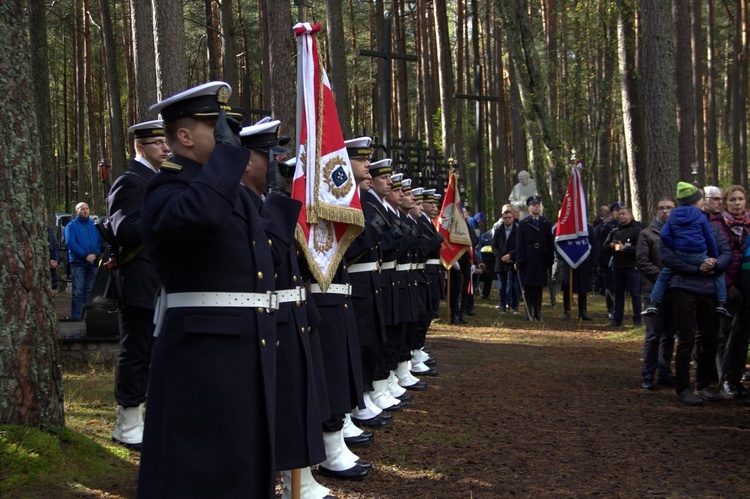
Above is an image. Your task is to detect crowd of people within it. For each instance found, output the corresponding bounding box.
[56,78,749,496]
[462,178,750,409]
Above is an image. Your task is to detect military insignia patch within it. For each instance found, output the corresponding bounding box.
[160,161,183,173]
[322,155,352,198]
[217,85,230,104]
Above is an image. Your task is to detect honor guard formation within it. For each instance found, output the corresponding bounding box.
[106,81,450,498]
[101,78,750,497]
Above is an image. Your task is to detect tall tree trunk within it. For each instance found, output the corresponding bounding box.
[75,0,86,203]
[418,0,436,151]
[263,0,294,140]
[393,0,409,139]
[220,0,239,107]
[84,0,100,211]
[706,0,719,183]
[642,0,678,220]
[431,0,454,163]
[98,0,127,179]
[326,0,352,137]
[205,0,220,81]
[130,0,157,122]
[153,0,187,99]
[0,0,65,428]
[500,0,565,215]
[691,0,705,183]
[616,0,646,220]
[507,56,528,174]
[674,0,696,181]
[28,0,55,213]
[596,14,617,214]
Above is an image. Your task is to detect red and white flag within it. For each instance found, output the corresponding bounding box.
[554,162,590,268]
[292,22,364,291]
[436,172,472,268]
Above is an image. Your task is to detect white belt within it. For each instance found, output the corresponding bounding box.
[166,291,291,312]
[426,259,441,266]
[381,261,397,270]
[348,261,379,273]
[416,263,426,270]
[310,283,352,296]
[397,263,413,272]
[276,287,308,303]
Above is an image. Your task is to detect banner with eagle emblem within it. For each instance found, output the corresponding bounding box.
[436,172,472,269]
[292,22,364,291]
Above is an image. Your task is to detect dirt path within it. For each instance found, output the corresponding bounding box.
[319,297,750,498]
[56,293,750,497]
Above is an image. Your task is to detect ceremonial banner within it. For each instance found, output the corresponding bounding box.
[292,22,364,291]
[436,173,472,269]
[554,163,590,268]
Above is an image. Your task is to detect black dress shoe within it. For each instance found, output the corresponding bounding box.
[377,411,393,421]
[563,311,570,320]
[317,464,369,481]
[351,415,389,428]
[344,433,374,448]
[412,368,438,377]
[579,311,593,321]
[382,401,405,412]
[466,310,476,316]
[423,356,437,367]
[396,392,414,402]
[355,460,373,471]
[403,380,427,391]
[641,380,655,390]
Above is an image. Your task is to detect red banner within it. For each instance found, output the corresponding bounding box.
[436,173,471,268]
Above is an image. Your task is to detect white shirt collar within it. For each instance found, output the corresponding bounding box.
[135,154,158,173]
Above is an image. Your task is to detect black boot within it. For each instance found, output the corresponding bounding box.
[458,312,469,325]
[563,311,570,320]
[579,309,592,321]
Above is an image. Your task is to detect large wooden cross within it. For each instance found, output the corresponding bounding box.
[454,65,501,215]
[359,11,417,156]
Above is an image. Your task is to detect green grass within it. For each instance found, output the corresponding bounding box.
[0,365,137,498]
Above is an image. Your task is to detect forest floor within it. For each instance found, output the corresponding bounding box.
[6,291,750,498]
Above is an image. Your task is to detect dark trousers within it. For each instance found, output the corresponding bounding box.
[672,289,719,393]
[115,305,155,408]
[720,299,750,385]
[497,270,519,311]
[321,413,344,432]
[449,267,463,316]
[360,344,379,392]
[563,289,587,315]
[641,294,676,382]
[613,267,641,324]
[524,285,543,319]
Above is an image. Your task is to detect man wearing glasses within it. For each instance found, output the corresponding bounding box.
[107,120,170,450]
[704,186,723,217]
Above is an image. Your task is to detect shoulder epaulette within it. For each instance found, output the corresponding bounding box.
[160,161,182,173]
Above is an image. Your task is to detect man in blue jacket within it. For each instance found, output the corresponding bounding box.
[64,202,102,320]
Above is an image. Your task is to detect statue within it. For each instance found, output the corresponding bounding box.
[508,170,538,220]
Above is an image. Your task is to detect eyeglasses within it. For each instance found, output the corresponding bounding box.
[142,140,168,147]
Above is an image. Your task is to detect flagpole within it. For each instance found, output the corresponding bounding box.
[569,266,573,320]
[291,4,310,499]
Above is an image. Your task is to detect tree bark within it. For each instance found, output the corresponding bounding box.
[642,0,678,220]
[432,0,455,160]
[98,0,127,179]
[220,0,239,106]
[616,0,646,220]
[130,0,157,122]
[28,0,55,214]
[326,0,352,137]
[205,0,220,81]
[263,0,294,140]
[674,0,696,181]
[0,0,65,428]
[706,0,719,184]
[691,0,705,183]
[153,0,187,99]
